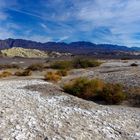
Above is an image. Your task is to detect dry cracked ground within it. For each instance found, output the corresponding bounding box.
[0,60,140,140]
[0,80,140,140]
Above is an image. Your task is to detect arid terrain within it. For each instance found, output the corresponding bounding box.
[0,58,140,140]
[1,0,140,139]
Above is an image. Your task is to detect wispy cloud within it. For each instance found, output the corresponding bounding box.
[0,0,140,47]
[57,36,69,42]
[7,8,43,19]
[22,35,52,43]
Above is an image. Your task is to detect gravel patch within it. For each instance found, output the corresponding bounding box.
[0,79,140,140]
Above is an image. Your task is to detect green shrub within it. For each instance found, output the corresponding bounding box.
[26,63,44,71]
[63,78,126,104]
[15,69,32,76]
[44,71,62,82]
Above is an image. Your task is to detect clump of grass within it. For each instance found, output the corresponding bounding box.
[15,69,32,76]
[56,69,68,76]
[26,63,44,71]
[44,71,62,82]
[0,64,20,69]
[50,58,101,70]
[63,77,126,104]
[0,71,12,78]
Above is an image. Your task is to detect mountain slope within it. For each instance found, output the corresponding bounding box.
[0,38,139,55]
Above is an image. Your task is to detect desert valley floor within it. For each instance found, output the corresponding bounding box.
[0,59,140,140]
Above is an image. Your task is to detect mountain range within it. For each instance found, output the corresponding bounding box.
[0,38,140,55]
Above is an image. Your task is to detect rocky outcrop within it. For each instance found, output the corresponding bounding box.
[1,47,49,58]
[0,47,72,58]
[0,79,140,140]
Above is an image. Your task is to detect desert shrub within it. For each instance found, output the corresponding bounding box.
[0,71,12,78]
[72,58,101,68]
[50,61,72,70]
[63,78,104,99]
[97,83,126,104]
[63,78,126,104]
[50,59,101,70]
[0,64,20,69]
[26,63,44,71]
[130,63,138,66]
[56,69,68,76]
[15,69,32,76]
[44,71,62,82]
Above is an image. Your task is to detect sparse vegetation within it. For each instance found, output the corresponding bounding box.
[72,58,101,68]
[0,71,12,78]
[44,71,62,82]
[63,77,126,104]
[97,83,126,104]
[26,63,44,71]
[0,64,20,69]
[15,69,32,76]
[50,58,101,70]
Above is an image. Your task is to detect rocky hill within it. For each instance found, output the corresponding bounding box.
[0,47,72,58]
[1,47,49,58]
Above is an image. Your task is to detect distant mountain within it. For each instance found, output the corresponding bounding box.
[131,47,140,51]
[0,38,139,55]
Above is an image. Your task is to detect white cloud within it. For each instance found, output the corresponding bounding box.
[40,23,51,31]
[57,36,69,42]
[24,35,52,43]
[0,0,140,46]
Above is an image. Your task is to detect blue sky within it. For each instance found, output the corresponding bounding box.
[0,0,140,47]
